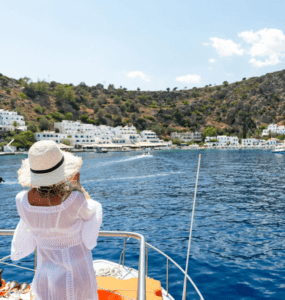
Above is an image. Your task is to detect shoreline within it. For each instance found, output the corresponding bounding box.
[0,146,277,156]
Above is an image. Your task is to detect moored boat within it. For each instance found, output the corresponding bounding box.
[272,145,285,154]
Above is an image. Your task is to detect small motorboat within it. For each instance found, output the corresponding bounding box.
[96,148,108,153]
[272,146,285,154]
[143,152,151,156]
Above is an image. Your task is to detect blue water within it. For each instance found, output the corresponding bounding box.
[1,150,285,300]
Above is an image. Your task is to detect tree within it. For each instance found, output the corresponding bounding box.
[166,88,170,92]
[172,138,181,146]
[27,122,38,133]
[39,117,51,131]
[11,131,36,150]
[79,114,89,123]
[13,121,19,128]
[64,112,73,120]
[202,127,217,140]
[173,87,177,91]
[223,81,229,87]
[108,84,115,90]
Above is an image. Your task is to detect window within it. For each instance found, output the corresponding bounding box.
[43,135,46,137]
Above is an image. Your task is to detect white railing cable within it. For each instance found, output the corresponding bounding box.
[182,154,201,300]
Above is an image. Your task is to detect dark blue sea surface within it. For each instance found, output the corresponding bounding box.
[1,150,285,299]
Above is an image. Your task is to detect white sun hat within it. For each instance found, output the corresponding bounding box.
[18,140,82,188]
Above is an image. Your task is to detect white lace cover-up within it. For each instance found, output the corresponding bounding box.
[11,190,102,300]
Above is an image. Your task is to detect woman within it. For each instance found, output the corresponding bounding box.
[11,140,102,300]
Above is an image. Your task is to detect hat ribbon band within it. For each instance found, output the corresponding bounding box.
[30,156,65,174]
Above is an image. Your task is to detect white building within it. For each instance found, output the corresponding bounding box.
[39,121,171,148]
[0,109,27,131]
[262,124,285,136]
[241,138,266,147]
[140,130,160,143]
[205,135,239,147]
[111,125,141,144]
[171,132,202,142]
[35,132,70,144]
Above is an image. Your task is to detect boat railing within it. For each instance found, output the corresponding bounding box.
[0,230,204,300]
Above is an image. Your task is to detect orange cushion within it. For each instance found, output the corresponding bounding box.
[97,277,162,300]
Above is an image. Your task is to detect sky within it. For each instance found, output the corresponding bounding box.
[1,0,285,91]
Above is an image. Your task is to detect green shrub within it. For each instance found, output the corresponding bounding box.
[64,112,73,120]
[113,95,121,104]
[33,106,46,114]
[19,92,28,99]
[0,76,9,86]
[143,115,155,121]
[172,138,181,146]
[241,94,247,99]
[183,100,189,105]
[79,114,89,123]
[39,117,51,131]
[27,122,38,133]
[54,84,75,101]
[62,139,71,146]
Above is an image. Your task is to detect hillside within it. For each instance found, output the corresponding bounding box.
[1,69,285,139]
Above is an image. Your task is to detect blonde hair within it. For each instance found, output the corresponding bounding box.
[36,178,90,203]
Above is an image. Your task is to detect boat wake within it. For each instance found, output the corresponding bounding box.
[1,181,19,185]
[84,171,184,183]
[99,154,153,166]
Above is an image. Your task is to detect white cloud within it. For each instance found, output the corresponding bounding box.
[208,37,244,57]
[127,71,150,82]
[176,74,201,84]
[209,58,215,63]
[238,28,285,68]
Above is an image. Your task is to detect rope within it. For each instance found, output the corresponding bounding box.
[0,261,35,272]
[95,266,123,279]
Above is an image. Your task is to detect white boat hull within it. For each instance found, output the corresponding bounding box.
[93,259,175,300]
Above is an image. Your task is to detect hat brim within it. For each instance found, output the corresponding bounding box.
[18,151,82,188]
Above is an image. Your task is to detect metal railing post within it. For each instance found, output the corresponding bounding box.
[166,258,169,296]
[146,244,148,277]
[123,237,126,267]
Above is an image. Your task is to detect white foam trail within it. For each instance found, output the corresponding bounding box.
[99,154,153,166]
[1,181,19,185]
[84,171,184,183]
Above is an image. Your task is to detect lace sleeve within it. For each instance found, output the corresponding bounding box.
[11,218,36,261]
[11,191,36,261]
[78,196,103,250]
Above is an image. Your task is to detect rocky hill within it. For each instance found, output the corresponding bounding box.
[1,69,285,139]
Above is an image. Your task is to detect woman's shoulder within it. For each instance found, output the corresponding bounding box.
[16,190,28,202]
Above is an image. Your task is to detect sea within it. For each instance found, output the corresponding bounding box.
[0,149,285,300]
